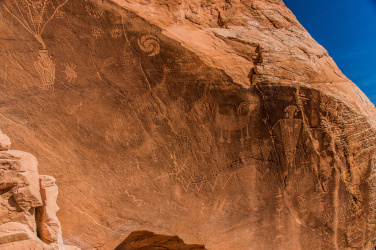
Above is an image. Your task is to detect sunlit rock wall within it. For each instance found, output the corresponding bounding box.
[0,0,375,249]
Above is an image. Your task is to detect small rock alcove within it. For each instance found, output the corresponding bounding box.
[114,230,207,250]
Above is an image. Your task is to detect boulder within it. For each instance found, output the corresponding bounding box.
[0,239,54,250]
[0,150,42,231]
[0,222,53,249]
[36,175,64,249]
[0,148,78,249]
[0,132,10,151]
[0,222,35,244]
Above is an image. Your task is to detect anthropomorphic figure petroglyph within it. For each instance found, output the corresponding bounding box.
[34,50,56,90]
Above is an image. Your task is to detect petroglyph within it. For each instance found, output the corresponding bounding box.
[92,26,103,38]
[153,150,244,193]
[2,0,70,89]
[275,188,284,248]
[215,100,257,144]
[34,49,56,89]
[62,62,77,83]
[138,35,161,57]
[273,105,302,170]
[85,0,105,18]
[2,1,376,249]
[54,7,66,19]
[110,27,123,38]
[124,190,143,207]
[297,194,308,214]
[2,0,70,50]
[151,147,158,163]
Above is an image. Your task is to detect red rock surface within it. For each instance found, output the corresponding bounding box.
[114,231,206,250]
[0,0,376,249]
[36,175,64,248]
[0,131,77,249]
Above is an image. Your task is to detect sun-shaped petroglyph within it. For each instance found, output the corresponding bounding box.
[62,63,77,83]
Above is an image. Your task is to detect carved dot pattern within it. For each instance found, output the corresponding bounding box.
[138,35,161,57]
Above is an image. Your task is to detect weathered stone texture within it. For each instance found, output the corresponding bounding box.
[0,132,10,151]
[115,230,206,250]
[0,131,77,249]
[0,0,375,249]
[36,175,64,249]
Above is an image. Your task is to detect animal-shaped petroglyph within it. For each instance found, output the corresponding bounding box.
[138,35,161,57]
[215,101,257,143]
[62,62,77,83]
[92,26,103,38]
[2,0,70,89]
[34,50,56,90]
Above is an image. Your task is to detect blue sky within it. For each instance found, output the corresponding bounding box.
[283,0,376,104]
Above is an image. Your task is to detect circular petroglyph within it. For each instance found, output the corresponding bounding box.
[138,35,160,56]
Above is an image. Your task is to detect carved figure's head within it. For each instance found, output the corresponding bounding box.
[38,50,52,66]
[285,105,298,119]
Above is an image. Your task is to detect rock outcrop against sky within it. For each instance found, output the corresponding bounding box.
[0,0,376,249]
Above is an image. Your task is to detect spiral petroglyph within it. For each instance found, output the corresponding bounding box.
[138,35,160,56]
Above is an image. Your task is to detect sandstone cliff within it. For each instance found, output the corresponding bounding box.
[0,0,375,249]
[0,131,77,249]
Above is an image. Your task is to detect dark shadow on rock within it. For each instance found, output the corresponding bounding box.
[115,230,207,250]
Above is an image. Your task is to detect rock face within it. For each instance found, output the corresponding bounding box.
[0,0,376,249]
[115,231,206,250]
[0,131,76,249]
[0,131,10,150]
[36,175,64,249]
